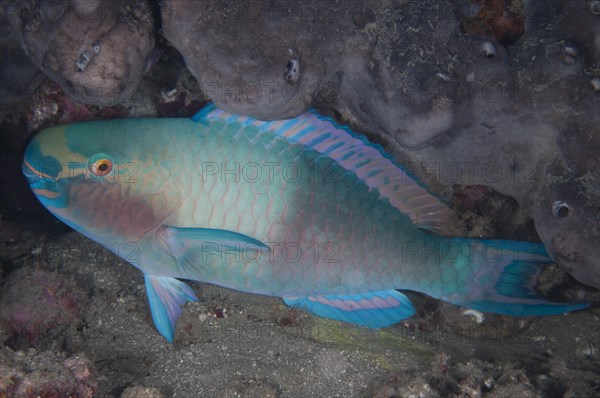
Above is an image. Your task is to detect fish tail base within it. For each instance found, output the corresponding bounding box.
[446,239,589,316]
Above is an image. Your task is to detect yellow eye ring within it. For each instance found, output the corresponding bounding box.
[89,158,113,176]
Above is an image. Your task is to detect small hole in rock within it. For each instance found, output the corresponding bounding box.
[480,41,497,59]
[552,201,570,218]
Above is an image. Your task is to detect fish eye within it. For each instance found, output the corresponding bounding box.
[89,158,113,177]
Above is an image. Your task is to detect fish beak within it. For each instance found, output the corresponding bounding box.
[22,159,44,185]
[22,158,65,204]
[22,162,37,185]
[22,157,56,183]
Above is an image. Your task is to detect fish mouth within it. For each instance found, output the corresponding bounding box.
[22,158,65,204]
[22,158,54,182]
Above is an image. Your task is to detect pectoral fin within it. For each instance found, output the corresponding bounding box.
[144,274,198,342]
[156,225,269,278]
[283,290,415,328]
[157,226,268,254]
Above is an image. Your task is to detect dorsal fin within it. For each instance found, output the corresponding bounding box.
[192,104,455,234]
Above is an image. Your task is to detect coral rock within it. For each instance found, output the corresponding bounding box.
[7,0,154,106]
[161,0,599,287]
[0,347,96,398]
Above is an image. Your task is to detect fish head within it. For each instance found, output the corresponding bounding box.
[23,120,179,250]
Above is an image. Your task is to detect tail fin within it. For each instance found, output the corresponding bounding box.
[445,239,588,316]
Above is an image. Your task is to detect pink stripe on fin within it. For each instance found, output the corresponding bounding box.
[309,295,401,311]
[283,290,416,328]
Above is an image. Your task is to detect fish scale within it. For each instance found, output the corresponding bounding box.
[23,103,588,342]
[196,123,384,293]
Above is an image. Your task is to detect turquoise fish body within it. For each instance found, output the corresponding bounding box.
[23,104,588,341]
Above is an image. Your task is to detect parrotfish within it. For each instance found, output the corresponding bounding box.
[23,103,588,342]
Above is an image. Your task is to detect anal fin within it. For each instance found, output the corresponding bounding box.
[283,290,415,328]
[144,274,198,342]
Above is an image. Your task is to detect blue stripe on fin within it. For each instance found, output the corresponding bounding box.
[324,141,345,153]
[341,150,355,160]
[295,125,318,140]
[194,103,456,235]
[191,102,217,124]
[283,290,415,328]
[144,275,198,342]
[280,118,298,132]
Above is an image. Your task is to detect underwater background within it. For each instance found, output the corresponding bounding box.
[0,1,599,397]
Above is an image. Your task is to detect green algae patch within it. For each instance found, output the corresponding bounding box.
[311,318,435,370]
